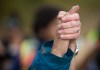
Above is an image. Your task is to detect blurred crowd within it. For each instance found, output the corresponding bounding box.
[0,5,100,70]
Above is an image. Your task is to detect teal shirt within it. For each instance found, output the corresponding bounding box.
[28,41,74,70]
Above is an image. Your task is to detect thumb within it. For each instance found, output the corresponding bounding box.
[69,5,80,14]
[57,11,67,19]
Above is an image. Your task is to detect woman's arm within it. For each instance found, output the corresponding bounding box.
[29,5,81,70]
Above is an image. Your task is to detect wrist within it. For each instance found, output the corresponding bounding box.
[69,40,77,53]
[51,48,64,57]
[51,39,69,57]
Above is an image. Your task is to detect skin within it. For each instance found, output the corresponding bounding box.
[51,5,80,70]
[38,5,80,70]
[51,5,80,57]
[22,5,81,70]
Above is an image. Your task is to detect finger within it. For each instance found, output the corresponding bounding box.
[58,27,80,34]
[68,5,80,50]
[62,13,80,22]
[57,11,67,19]
[69,5,80,14]
[58,21,81,29]
[60,32,80,40]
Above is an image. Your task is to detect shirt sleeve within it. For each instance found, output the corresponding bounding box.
[28,40,74,70]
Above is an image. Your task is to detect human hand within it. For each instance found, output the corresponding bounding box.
[51,5,81,57]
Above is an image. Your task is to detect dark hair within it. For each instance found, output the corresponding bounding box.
[4,11,22,30]
[33,6,61,35]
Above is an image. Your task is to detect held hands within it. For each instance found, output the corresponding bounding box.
[51,5,81,57]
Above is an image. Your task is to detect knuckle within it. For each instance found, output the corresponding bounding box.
[62,24,65,28]
[79,21,81,26]
[58,11,66,18]
[61,30,65,34]
[74,29,77,33]
[77,21,81,26]
[69,21,73,27]
[76,27,79,31]
[71,21,76,26]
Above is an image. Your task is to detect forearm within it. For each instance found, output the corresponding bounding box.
[51,39,69,57]
[28,41,74,70]
[70,57,76,70]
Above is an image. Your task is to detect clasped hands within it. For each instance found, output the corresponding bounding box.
[51,5,81,57]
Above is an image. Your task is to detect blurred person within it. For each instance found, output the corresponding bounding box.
[20,37,39,70]
[33,6,78,70]
[84,21,100,70]
[2,12,24,70]
[33,6,62,50]
[20,6,62,69]
[20,5,78,69]
[0,40,5,70]
[28,5,81,70]
[0,39,13,70]
[0,40,6,59]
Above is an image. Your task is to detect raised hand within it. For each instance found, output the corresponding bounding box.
[51,5,81,57]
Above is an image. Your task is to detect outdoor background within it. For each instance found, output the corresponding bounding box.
[0,0,100,36]
[0,0,100,70]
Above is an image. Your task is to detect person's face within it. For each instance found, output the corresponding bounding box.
[41,18,58,40]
